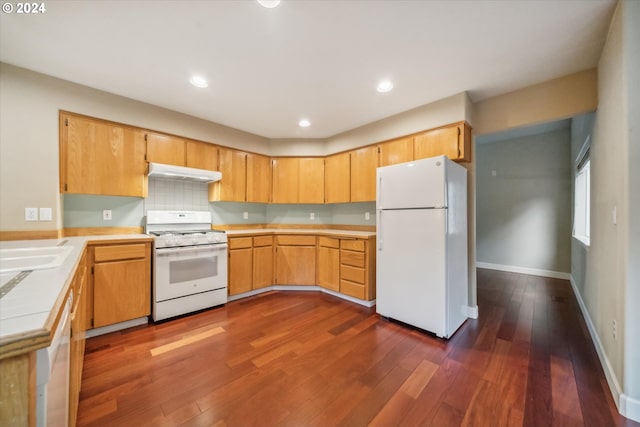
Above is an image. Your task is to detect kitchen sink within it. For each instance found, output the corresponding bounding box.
[0,245,73,273]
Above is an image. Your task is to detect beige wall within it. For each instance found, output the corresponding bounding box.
[474,69,598,136]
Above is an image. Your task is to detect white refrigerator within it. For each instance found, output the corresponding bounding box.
[376,155,469,339]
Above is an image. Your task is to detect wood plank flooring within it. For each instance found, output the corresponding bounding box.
[77,269,638,427]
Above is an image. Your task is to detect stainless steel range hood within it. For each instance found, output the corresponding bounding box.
[148,162,222,183]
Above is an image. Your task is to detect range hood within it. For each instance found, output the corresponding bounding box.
[148,162,222,183]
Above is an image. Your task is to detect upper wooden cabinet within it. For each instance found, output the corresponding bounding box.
[324,152,350,204]
[414,122,471,162]
[350,145,378,202]
[145,132,185,166]
[209,147,247,202]
[60,113,147,197]
[246,153,272,203]
[186,140,219,171]
[378,135,414,167]
[272,157,324,204]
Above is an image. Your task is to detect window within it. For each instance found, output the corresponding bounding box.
[573,139,590,246]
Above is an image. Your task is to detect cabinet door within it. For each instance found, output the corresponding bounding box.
[272,158,299,204]
[275,245,316,285]
[414,124,470,161]
[247,153,272,203]
[93,259,150,328]
[350,146,378,202]
[324,152,350,204]
[61,114,147,197]
[186,140,218,171]
[253,245,273,289]
[379,136,414,167]
[318,246,340,291]
[210,147,247,202]
[146,132,185,166]
[299,158,324,203]
[229,248,253,295]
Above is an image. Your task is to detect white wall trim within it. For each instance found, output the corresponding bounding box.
[86,316,148,338]
[569,276,632,420]
[466,305,479,319]
[476,261,571,280]
[620,394,640,422]
[228,285,376,308]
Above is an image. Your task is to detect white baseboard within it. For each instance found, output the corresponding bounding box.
[466,305,479,319]
[86,316,148,338]
[568,276,640,422]
[476,261,571,280]
[228,285,376,308]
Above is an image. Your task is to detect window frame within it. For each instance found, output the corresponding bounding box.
[573,136,591,247]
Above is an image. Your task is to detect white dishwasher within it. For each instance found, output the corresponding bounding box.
[36,291,71,427]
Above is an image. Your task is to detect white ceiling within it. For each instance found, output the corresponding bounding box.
[0,0,616,139]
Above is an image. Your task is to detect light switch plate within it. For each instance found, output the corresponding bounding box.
[365,212,370,220]
[103,209,112,221]
[25,207,38,221]
[310,212,315,220]
[39,207,53,221]
[243,211,249,220]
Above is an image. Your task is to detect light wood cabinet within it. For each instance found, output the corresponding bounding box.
[253,236,273,289]
[209,147,247,202]
[228,237,253,296]
[350,145,378,202]
[378,135,414,167]
[90,242,151,329]
[414,122,471,162]
[69,250,87,427]
[186,140,219,171]
[324,152,350,204]
[145,132,185,166]
[340,238,375,300]
[60,112,147,197]
[247,153,272,203]
[272,158,324,204]
[275,235,317,285]
[317,237,340,291]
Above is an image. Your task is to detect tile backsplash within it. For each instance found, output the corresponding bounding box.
[145,177,209,212]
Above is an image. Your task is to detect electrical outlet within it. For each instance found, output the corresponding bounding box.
[243,211,249,220]
[310,212,315,220]
[613,320,617,340]
[103,209,112,221]
[39,207,53,221]
[365,212,370,221]
[491,170,497,177]
[25,207,38,221]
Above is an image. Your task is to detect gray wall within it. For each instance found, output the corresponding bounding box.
[476,126,572,274]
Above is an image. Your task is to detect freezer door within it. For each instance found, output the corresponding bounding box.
[376,208,447,336]
[377,155,447,210]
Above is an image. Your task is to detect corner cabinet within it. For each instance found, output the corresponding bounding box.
[60,112,147,197]
[272,158,324,204]
[275,235,317,285]
[88,241,151,329]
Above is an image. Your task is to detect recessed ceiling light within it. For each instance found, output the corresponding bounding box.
[257,0,280,8]
[189,75,208,88]
[298,119,311,128]
[376,80,393,93]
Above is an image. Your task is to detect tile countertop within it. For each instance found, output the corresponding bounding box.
[0,234,151,356]
[224,229,376,238]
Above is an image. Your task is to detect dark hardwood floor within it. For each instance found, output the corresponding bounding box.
[77,269,638,427]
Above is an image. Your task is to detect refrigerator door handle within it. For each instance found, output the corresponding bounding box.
[378,210,382,251]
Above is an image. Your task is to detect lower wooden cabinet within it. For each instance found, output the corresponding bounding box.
[275,235,317,285]
[69,250,88,427]
[340,238,375,300]
[317,237,340,291]
[89,242,151,329]
[228,237,253,296]
[253,236,273,289]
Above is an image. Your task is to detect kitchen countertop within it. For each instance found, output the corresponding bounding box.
[225,228,376,238]
[0,234,151,358]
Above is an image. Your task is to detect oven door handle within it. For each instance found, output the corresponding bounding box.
[156,244,228,256]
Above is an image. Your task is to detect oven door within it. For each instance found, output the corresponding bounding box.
[154,244,228,302]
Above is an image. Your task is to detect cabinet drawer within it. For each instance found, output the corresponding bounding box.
[340,280,366,300]
[276,235,316,246]
[94,244,146,262]
[318,236,340,248]
[340,250,365,268]
[340,239,365,252]
[341,265,365,284]
[253,235,273,247]
[229,237,253,249]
